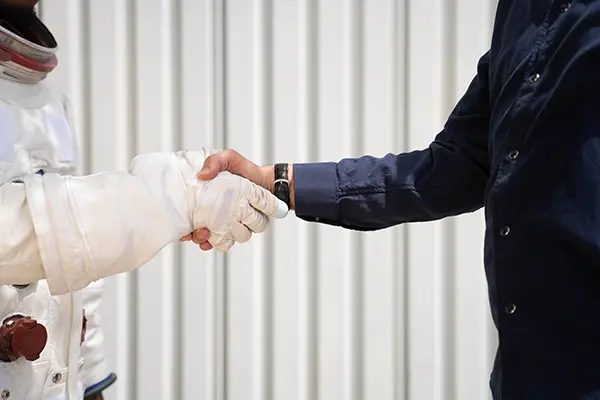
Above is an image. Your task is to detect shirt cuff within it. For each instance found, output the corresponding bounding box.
[293,162,339,223]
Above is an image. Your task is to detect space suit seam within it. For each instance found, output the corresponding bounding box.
[25,175,69,294]
[177,152,191,199]
[56,177,78,290]
[64,177,99,282]
[177,152,194,228]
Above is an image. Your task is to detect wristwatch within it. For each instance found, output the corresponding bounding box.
[273,163,290,209]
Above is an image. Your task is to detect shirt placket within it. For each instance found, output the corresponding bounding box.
[491,0,573,382]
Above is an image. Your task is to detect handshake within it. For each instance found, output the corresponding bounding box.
[163,148,289,252]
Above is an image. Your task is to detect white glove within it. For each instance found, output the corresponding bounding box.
[188,171,284,251]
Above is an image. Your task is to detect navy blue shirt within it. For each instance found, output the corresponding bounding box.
[293,1,600,399]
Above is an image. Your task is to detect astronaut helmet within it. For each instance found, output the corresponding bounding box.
[0,0,57,83]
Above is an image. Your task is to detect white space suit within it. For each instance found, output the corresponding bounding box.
[0,6,286,400]
[0,7,115,399]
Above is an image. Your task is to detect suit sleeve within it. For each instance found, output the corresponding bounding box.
[0,151,202,295]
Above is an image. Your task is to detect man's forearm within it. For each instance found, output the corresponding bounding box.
[283,145,488,230]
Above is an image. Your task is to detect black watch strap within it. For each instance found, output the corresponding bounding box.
[273,163,290,209]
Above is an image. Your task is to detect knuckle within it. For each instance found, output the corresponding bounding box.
[222,148,237,161]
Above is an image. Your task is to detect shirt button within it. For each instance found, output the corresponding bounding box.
[528,73,541,83]
[508,149,519,160]
[52,373,62,384]
[559,3,570,12]
[500,226,511,236]
[1,389,9,399]
[505,303,517,314]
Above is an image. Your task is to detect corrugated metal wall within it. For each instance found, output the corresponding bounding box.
[40,0,499,399]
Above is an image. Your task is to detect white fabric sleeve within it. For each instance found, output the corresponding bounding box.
[0,151,196,295]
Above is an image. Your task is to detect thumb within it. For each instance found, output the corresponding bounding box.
[197,149,263,184]
[197,154,224,180]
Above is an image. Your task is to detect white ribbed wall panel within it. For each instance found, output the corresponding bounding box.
[39,1,498,399]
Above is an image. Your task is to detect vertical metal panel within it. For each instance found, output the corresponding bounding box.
[252,0,274,400]
[179,0,226,399]
[440,0,458,399]
[116,0,139,396]
[392,1,409,399]
[159,0,182,398]
[362,0,397,399]
[224,0,262,398]
[315,1,346,398]
[405,1,447,400]
[341,1,363,400]
[295,1,319,399]
[271,0,304,399]
[41,1,498,399]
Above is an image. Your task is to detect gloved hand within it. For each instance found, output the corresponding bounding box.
[181,150,288,251]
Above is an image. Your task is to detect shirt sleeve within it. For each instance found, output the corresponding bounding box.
[0,151,204,295]
[293,52,492,230]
